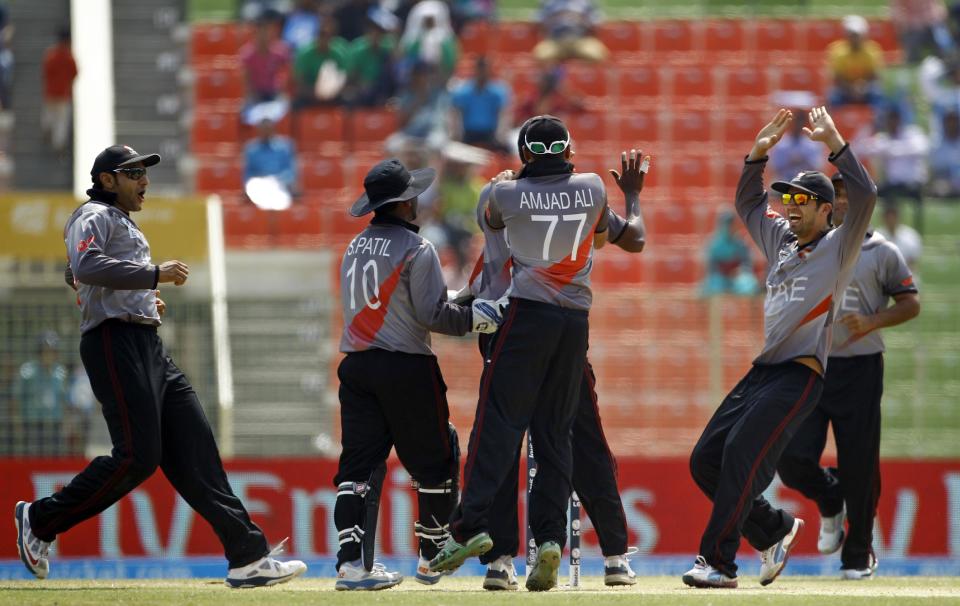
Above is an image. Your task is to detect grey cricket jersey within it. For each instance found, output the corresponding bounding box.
[64,199,161,334]
[736,144,877,369]
[339,215,472,355]
[485,172,609,310]
[831,231,917,357]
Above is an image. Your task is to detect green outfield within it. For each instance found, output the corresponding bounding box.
[2,577,960,605]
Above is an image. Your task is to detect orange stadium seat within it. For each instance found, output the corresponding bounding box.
[669,110,714,144]
[722,111,765,146]
[777,66,828,96]
[592,254,644,285]
[598,21,643,55]
[671,65,716,99]
[300,156,346,191]
[347,109,399,148]
[195,69,245,102]
[496,22,540,55]
[615,111,662,149]
[324,206,367,239]
[191,112,241,154]
[196,157,243,194]
[651,20,697,54]
[802,19,846,54]
[753,20,801,55]
[191,24,245,61]
[830,105,876,139]
[650,249,703,284]
[719,65,771,105]
[565,64,610,99]
[275,203,324,244]
[703,20,749,56]
[669,153,714,190]
[618,65,665,100]
[566,112,609,144]
[293,108,346,152]
[222,203,274,248]
[459,21,493,56]
[647,204,703,236]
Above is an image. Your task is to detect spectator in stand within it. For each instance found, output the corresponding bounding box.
[769,93,824,182]
[66,362,95,456]
[293,18,349,107]
[449,0,495,33]
[42,27,78,154]
[0,3,13,111]
[399,0,459,82]
[335,0,375,41]
[14,331,70,456]
[532,0,609,64]
[343,7,399,107]
[513,67,584,126]
[878,205,924,270]
[240,13,291,108]
[930,109,960,195]
[387,62,451,153]
[890,0,955,63]
[860,105,930,232]
[827,15,885,107]
[244,110,298,202]
[450,56,511,153]
[282,0,321,52]
[701,210,759,297]
[919,52,960,137]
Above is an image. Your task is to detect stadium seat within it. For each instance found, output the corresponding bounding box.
[651,20,697,55]
[615,111,662,149]
[668,110,714,144]
[753,20,801,55]
[222,203,275,248]
[777,66,828,96]
[566,112,609,145]
[668,153,714,189]
[565,64,611,99]
[592,254,644,285]
[196,157,243,194]
[300,155,346,191]
[647,204,702,236]
[496,22,540,55]
[718,65,771,105]
[650,249,703,284]
[598,21,643,55]
[347,109,398,149]
[671,65,716,99]
[830,105,876,140]
[293,107,346,152]
[323,206,367,239]
[703,19,749,56]
[195,69,245,102]
[191,112,241,154]
[802,19,846,54]
[191,23,246,62]
[459,21,492,56]
[722,112,765,146]
[275,203,324,245]
[618,65,665,100]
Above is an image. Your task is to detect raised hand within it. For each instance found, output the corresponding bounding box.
[749,109,793,160]
[609,148,649,196]
[802,105,846,153]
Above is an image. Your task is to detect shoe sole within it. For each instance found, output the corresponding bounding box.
[604,574,637,586]
[483,578,519,591]
[334,577,403,591]
[414,571,448,585]
[14,501,47,580]
[525,544,561,592]
[760,519,804,586]
[225,564,307,588]
[430,533,493,572]
[681,573,738,589]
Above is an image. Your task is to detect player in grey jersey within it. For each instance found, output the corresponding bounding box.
[333,159,508,590]
[684,107,877,588]
[777,172,920,580]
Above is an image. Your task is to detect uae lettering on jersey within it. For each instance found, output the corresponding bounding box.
[519,189,596,210]
[346,236,392,257]
[767,276,808,315]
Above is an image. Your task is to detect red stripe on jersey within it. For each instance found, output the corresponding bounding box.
[798,295,832,327]
[468,255,484,285]
[765,206,782,219]
[344,262,405,349]
[532,214,600,289]
[901,276,914,287]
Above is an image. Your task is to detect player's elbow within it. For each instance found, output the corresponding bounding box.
[621,237,646,253]
[905,296,921,320]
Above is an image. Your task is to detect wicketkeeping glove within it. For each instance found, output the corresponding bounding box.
[471,295,510,334]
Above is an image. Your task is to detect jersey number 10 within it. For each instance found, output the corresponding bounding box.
[346,258,381,310]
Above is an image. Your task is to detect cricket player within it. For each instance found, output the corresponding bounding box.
[777,171,920,579]
[333,158,508,590]
[684,107,877,588]
[463,139,648,591]
[430,115,610,592]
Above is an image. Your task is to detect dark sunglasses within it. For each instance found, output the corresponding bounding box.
[114,167,147,180]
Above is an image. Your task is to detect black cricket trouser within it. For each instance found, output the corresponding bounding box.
[777,353,883,570]
[28,320,268,569]
[334,349,459,564]
[482,359,629,562]
[451,298,589,548]
[689,362,824,577]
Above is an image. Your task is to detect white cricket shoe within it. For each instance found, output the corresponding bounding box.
[681,555,738,588]
[415,556,453,585]
[818,506,846,554]
[841,553,879,580]
[225,538,307,588]
[15,501,51,579]
[759,518,804,586]
[335,560,403,591]
[604,546,638,586]
[482,555,518,591]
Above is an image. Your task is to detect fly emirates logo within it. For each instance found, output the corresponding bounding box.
[519,189,596,210]
[766,276,808,315]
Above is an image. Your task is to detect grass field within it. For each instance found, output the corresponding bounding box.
[2,577,960,605]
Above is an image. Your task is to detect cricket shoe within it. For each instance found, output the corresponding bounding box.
[759,518,804,586]
[428,532,493,572]
[415,556,454,585]
[818,506,846,554]
[682,555,737,588]
[335,560,403,591]
[483,555,519,591]
[225,538,307,588]
[525,541,561,592]
[14,501,51,580]
[841,553,879,580]
[604,546,638,586]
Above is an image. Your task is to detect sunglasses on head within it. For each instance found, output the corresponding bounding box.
[781,192,820,206]
[114,167,147,180]
[524,135,570,155]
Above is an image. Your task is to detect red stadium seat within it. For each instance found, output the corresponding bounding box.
[777,66,828,96]
[647,204,702,236]
[719,65,771,104]
[669,110,714,144]
[615,111,662,149]
[300,155,346,191]
[347,110,399,147]
[195,69,245,102]
[830,105,876,140]
[671,65,715,99]
[196,157,243,194]
[565,64,610,99]
[275,203,324,245]
[460,21,493,56]
[722,112,765,146]
[191,24,246,61]
[566,112,609,145]
[597,21,643,55]
[703,20,749,55]
[324,206,367,238]
[592,254,644,285]
[802,19,846,54]
[669,153,714,189]
[293,108,346,152]
[191,112,241,154]
[650,248,703,284]
[496,22,540,55]
[651,20,697,54]
[223,203,274,248]
[753,20,801,55]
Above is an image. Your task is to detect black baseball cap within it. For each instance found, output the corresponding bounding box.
[517,115,569,162]
[90,145,161,185]
[350,159,436,217]
[771,170,835,204]
[830,171,843,183]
